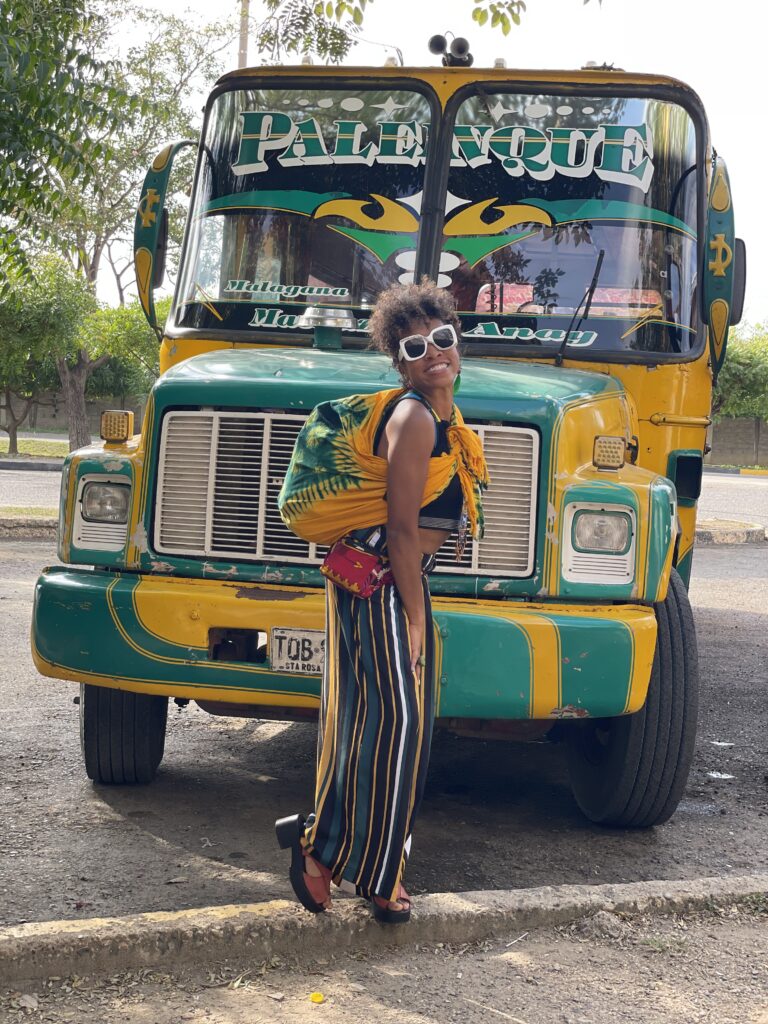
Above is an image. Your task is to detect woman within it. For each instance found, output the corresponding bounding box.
[276,281,487,923]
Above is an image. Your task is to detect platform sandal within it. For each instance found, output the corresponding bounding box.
[275,813,332,914]
[370,884,411,924]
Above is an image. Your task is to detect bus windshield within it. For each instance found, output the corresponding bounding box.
[443,90,700,357]
[175,84,435,336]
[174,80,700,360]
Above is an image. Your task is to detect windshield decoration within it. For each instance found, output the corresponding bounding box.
[175,85,700,359]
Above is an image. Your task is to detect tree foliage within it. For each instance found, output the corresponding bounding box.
[254,0,599,62]
[0,256,97,450]
[712,325,768,421]
[32,4,230,303]
[0,0,138,291]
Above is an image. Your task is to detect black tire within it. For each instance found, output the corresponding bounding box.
[565,569,699,827]
[80,684,168,784]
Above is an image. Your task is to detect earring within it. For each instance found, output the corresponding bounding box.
[453,370,462,395]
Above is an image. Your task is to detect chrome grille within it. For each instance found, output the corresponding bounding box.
[154,411,539,576]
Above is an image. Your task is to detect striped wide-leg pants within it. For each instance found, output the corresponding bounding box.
[302,575,437,903]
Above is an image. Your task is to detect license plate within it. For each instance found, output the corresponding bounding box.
[271,628,325,675]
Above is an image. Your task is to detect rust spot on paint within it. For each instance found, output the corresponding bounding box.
[549,704,590,719]
[150,561,174,574]
[234,588,302,602]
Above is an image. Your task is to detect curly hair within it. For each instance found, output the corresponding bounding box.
[368,279,461,373]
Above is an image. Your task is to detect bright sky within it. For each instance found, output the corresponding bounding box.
[124,0,764,325]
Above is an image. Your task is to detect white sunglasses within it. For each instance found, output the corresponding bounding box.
[397,323,459,362]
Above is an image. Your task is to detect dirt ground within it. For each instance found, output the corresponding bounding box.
[2,903,767,1023]
[1,540,768,927]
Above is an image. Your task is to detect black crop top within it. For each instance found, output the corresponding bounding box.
[374,390,464,531]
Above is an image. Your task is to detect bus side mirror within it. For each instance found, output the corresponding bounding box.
[702,157,742,383]
[153,209,169,290]
[134,141,196,336]
[730,237,746,326]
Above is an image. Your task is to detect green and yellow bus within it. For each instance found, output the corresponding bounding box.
[32,58,745,827]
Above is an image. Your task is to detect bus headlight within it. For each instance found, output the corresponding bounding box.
[563,502,636,585]
[81,482,130,524]
[573,510,632,554]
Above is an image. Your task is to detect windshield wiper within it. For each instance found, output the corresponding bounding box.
[554,248,605,366]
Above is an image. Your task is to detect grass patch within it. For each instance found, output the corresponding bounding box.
[0,506,58,518]
[0,438,68,457]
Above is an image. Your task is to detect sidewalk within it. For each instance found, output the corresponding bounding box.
[1,873,766,986]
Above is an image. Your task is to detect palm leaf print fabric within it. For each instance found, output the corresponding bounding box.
[278,387,489,546]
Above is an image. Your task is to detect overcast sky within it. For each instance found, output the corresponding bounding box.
[125,0,763,326]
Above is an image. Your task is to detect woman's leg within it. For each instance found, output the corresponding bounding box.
[303,576,436,905]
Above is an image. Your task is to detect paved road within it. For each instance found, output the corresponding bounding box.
[1,538,766,927]
[2,467,768,525]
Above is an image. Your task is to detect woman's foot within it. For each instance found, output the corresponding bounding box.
[371,885,411,924]
[275,813,332,914]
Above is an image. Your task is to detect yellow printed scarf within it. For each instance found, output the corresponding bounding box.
[278,388,489,546]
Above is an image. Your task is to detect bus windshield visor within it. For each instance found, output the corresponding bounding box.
[175,85,435,336]
[443,90,700,357]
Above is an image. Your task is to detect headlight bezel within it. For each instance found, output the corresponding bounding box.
[572,508,633,556]
[81,481,131,524]
[562,501,637,586]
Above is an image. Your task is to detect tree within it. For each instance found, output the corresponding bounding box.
[712,326,768,422]
[0,0,137,291]
[254,0,598,62]
[0,258,97,452]
[0,343,60,456]
[32,4,231,303]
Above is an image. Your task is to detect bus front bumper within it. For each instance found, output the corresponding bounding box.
[32,567,658,720]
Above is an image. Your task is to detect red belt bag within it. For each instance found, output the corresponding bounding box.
[320,536,393,597]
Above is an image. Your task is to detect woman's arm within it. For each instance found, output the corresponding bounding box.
[381,400,435,672]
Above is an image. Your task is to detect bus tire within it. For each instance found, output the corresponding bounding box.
[80,683,168,784]
[565,569,698,827]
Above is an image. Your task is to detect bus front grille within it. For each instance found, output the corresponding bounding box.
[154,410,539,577]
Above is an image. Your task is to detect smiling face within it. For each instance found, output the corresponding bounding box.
[398,317,461,394]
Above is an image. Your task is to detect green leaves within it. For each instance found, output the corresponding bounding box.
[256,0,370,62]
[471,1,527,35]
[0,0,138,291]
[713,326,768,422]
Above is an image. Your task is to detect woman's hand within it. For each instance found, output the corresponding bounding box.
[408,619,425,675]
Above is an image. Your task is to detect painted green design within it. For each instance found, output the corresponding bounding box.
[645,476,677,601]
[32,567,650,720]
[204,189,350,217]
[526,199,696,238]
[443,199,695,268]
[444,230,537,267]
[134,141,196,332]
[558,614,634,717]
[326,226,416,264]
[33,568,321,699]
[704,157,736,382]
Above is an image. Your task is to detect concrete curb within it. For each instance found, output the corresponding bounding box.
[0,458,63,472]
[695,520,767,545]
[704,465,768,477]
[0,518,58,540]
[1,874,766,985]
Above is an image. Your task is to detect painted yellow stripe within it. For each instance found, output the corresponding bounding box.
[622,614,657,714]
[107,579,318,679]
[518,613,562,719]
